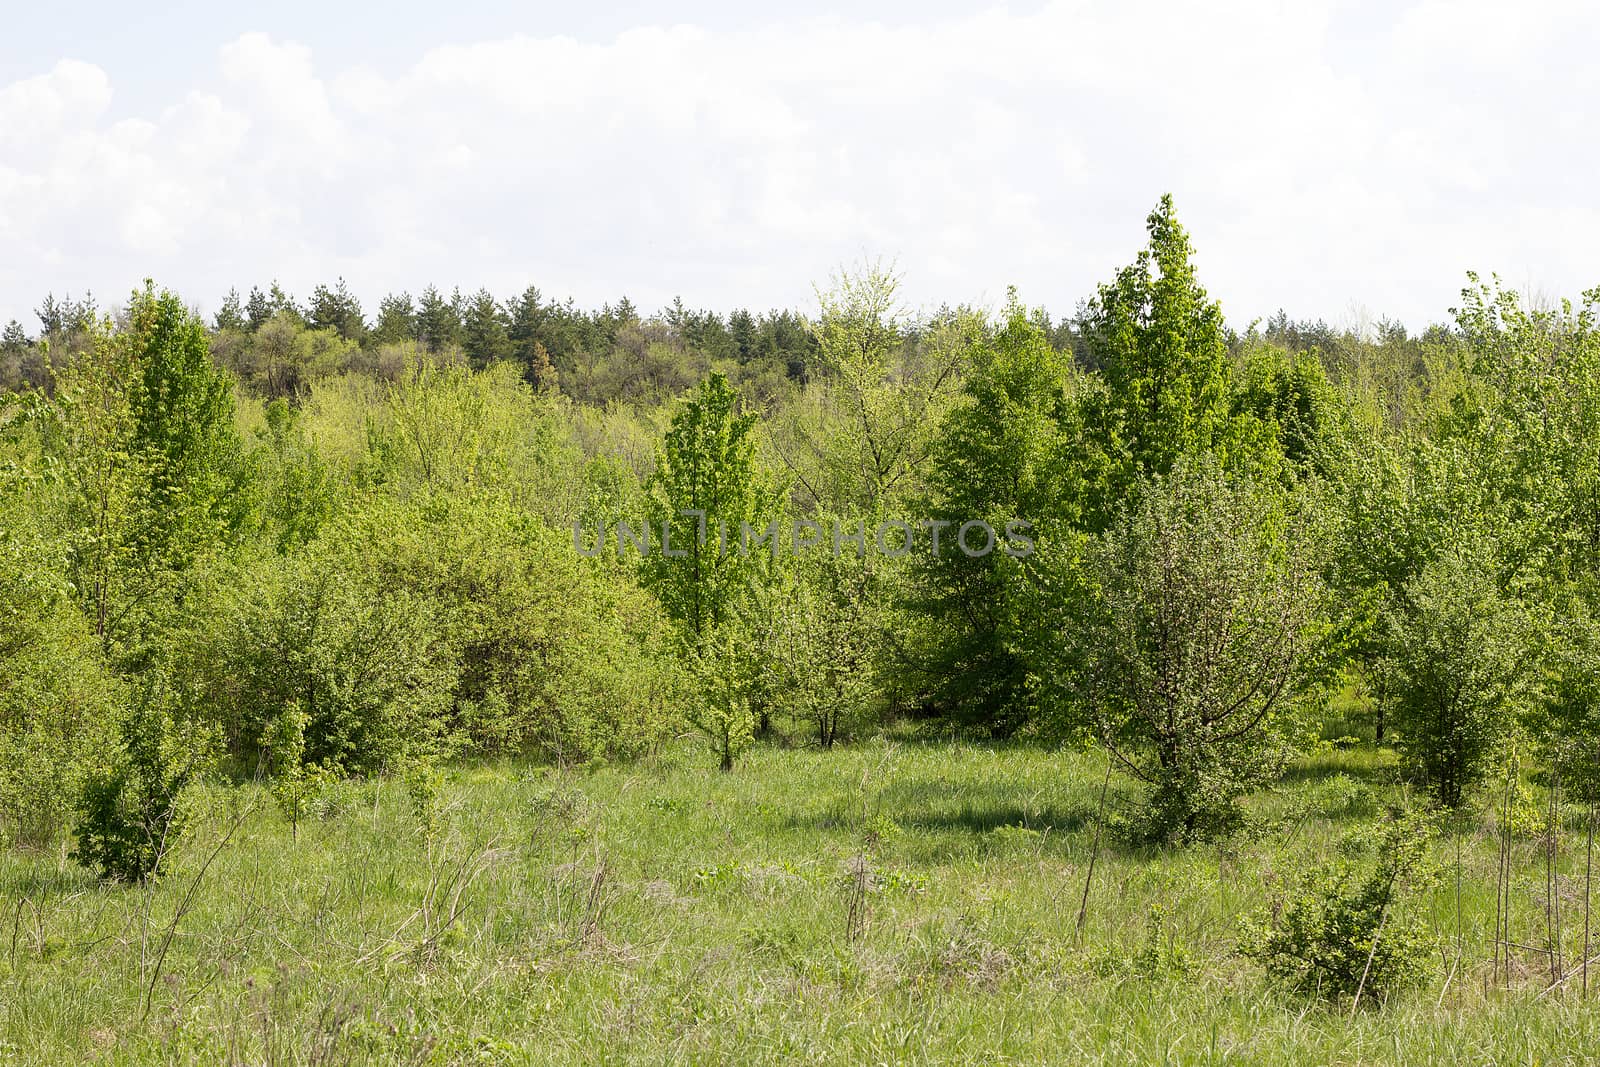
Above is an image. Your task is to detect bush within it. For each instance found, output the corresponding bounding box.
[1382,540,1533,807]
[201,492,681,776]
[0,502,121,848]
[72,684,217,883]
[1242,810,1438,1004]
[766,547,884,748]
[1130,903,1193,979]
[211,532,454,777]
[686,625,760,772]
[355,493,683,764]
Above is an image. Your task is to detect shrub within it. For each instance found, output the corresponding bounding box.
[201,492,682,775]
[355,494,683,764]
[72,683,217,883]
[1382,540,1533,807]
[686,625,759,772]
[212,533,454,777]
[1242,810,1438,1004]
[1131,903,1193,979]
[0,498,121,848]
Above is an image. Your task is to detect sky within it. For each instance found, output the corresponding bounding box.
[2,0,1598,333]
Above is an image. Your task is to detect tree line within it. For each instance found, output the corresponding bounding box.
[2,196,1597,907]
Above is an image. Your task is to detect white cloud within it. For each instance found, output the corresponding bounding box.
[0,60,112,153]
[1,1,1598,331]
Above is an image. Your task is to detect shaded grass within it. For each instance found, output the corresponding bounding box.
[0,739,1595,1064]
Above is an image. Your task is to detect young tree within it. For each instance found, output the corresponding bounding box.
[525,341,558,392]
[728,307,757,362]
[0,458,119,847]
[910,294,1081,733]
[1382,540,1534,807]
[1047,456,1331,841]
[642,371,778,639]
[255,398,337,552]
[0,320,28,354]
[0,320,29,391]
[1543,587,1600,804]
[237,311,355,398]
[1075,195,1271,529]
[212,289,247,333]
[1332,274,1594,746]
[784,261,975,516]
[507,285,564,383]
[1329,430,1472,744]
[768,547,882,748]
[124,283,250,570]
[381,357,529,494]
[72,677,217,883]
[31,293,96,387]
[1230,343,1351,478]
[640,373,781,770]
[49,315,142,645]
[245,282,301,331]
[685,622,758,772]
[50,285,248,651]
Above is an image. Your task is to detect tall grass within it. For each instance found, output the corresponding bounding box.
[0,740,1594,1064]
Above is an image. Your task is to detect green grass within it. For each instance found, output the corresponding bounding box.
[2,739,1597,1064]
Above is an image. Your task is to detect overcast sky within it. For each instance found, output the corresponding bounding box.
[2,0,1596,332]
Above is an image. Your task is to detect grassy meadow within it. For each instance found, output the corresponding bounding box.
[2,738,1596,1066]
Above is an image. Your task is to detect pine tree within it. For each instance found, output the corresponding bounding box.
[728,308,756,363]
[415,286,462,354]
[0,320,31,391]
[507,285,553,380]
[371,292,417,345]
[246,282,300,331]
[460,289,511,367]
[35,294,70,337]
[507,286,544,344]
[35,293,96,346]
[213,289,247,332]
[306,278,366,342]
[245,286,271,331]
[1,320,28,353]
